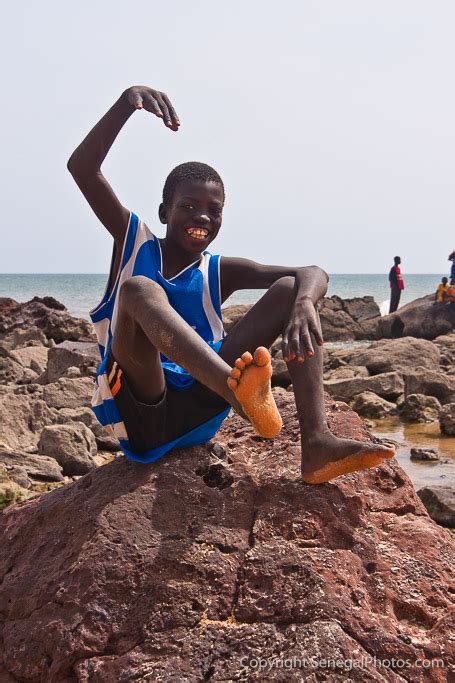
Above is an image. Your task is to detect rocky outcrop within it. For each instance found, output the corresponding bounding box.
[404,370,455,405]
[325,372,404,402]
[378,294,454,340]
[0,297,94,345]
[223,294,454,342]
[0,393,453,681]
[353,338,440,375]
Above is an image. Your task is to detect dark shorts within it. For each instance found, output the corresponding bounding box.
[105,348,231,454]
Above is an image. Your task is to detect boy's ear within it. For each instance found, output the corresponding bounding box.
[158,202,167,225]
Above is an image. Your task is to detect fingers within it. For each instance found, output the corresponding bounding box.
[142,93,164,118]
[138,89,180,131]
[162,93,180,130]
[282,323,320,364]
[130,92,143,109]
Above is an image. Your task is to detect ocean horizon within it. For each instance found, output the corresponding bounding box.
[0,273,444,320]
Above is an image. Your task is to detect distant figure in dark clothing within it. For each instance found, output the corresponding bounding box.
[389,256,404,313]
[449,251,455,280]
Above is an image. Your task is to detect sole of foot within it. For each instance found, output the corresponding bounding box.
[301,443,396,485]
[227,347,282,439]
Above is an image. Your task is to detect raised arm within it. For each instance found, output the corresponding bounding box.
[67,85,180,244]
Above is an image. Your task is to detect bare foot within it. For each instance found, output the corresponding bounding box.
[301,429,395,484]
[227,347,282,439]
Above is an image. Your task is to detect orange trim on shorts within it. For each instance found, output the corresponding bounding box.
[111,368,123,397]
[108,361,118,384]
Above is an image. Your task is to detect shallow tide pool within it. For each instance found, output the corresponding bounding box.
[371,417,455,490]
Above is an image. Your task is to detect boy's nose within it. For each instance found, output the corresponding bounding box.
[194,213,210,225]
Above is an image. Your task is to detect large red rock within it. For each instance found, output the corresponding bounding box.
[0,394,453,681]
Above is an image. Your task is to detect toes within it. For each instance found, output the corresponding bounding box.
[241,351,253,365]
[235,358,246,370]
[227,377,238,390]
[254,346,270,367]
[230,367,241,379]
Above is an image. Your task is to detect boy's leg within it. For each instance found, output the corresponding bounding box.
[219,277,395,483]
[110,276,281,436]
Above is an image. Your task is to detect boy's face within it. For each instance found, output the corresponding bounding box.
[160,180,224,253]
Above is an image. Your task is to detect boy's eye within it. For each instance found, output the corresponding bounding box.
[210,207,222,217]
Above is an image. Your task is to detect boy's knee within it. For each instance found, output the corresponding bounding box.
[119,276,165,311]
[270,276,295,300]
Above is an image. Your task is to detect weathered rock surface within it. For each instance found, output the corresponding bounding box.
[439,403,455,436]
[46,340,100,383]
[350,391,397,419]
[0,297,94,345]
[417,486,455,528]
[378,294,454,340]
[42,377,94,410]
[353,338,440,375]
[325,372,404,402]
[0,449,64,482]
[0,394,453,681]
[38,423,97,476]
[401,394,442,423]
[0,394,55,451]
[404,370,455,405]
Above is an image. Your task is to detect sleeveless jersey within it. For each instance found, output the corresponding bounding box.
[89,211,230,462]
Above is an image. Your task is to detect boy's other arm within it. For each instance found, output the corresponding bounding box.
[220,257,329,305]
[221,257,329,361]
[67,86,180,245]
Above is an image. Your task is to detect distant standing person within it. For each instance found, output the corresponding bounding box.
[449,251,455,280]
[388,256,404,313]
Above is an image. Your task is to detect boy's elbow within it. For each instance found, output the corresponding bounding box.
[305,265,329,283]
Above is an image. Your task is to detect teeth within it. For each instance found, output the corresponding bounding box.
[187,228,208,240]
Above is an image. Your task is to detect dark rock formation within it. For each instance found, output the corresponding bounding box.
[0,297,94,345]
[1,394,453,681]
[378,295,454,340]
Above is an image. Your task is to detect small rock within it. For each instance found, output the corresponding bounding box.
[38,423,97,476]
[410,448,440,461]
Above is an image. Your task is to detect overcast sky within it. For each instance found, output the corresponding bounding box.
[1,1,454,274]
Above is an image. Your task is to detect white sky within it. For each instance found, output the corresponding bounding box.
[1,1,454,274]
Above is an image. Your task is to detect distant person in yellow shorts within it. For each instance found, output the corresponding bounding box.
[434,277,449,304]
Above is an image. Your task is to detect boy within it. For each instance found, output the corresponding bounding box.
[434,276,449,304]
[68,85,394,484]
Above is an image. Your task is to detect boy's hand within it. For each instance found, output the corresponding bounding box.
[282,298,324,364]
[125,86,180,131]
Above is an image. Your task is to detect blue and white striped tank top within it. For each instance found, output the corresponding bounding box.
[89,211,229,462]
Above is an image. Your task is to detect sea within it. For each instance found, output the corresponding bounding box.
[0,273,442,320]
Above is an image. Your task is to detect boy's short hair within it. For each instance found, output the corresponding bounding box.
[162,162,225,207]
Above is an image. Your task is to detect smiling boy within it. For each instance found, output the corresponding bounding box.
[67,85,394,484]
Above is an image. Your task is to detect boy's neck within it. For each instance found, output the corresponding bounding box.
[159,237,203,279]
